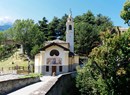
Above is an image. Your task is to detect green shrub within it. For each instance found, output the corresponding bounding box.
[19,73,43,78]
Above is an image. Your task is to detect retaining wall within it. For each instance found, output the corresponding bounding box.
[46,72,77,95]
[0,77,40,95]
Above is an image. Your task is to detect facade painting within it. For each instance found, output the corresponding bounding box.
[47,58,62,65]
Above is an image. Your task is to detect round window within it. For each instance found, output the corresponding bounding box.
[50,49,59,56]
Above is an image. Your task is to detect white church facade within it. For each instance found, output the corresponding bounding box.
[34,13,79,75]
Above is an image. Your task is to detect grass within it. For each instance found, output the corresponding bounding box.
[19,73,42,78]
[0,49,34,71]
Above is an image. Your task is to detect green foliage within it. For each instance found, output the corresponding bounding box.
[95,14,113,31]
[74,11,113,55]
[38,17,48,41]
[76,63,109,95]
[13,19,45,58]
[19,73,42,78]
[48,16,60,40]
[75,23,99,55]
[4,28,15,40]
[31,45,40,57]
[76,30,130,95]
[38,14,68,41]
[0,45,15,60]
[57,14,68,40]
[120,0,130,26]
[0,32,4,45]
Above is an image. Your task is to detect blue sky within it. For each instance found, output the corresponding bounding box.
[0,0,127,27]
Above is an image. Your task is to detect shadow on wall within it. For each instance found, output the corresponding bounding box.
[46,72,80,95]
[0,77,40,95]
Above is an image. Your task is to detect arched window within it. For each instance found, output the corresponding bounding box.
[69,25,72,30]
[50,49,59,56]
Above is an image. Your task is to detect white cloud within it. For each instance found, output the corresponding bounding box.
[0,16,14,25]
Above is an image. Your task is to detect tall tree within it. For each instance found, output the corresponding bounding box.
[48,17,60,40]
[95,14,113,31]
[13,19,34,54]
[120,0,130,26]
[58,14,68,40]
[82,10,95,24]
[75,23,99,55]
[74,11,113,55]
[38,17,48,41]
[13,19,45,58]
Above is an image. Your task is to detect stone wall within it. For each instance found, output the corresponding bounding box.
[0,77,40,95]
[46,72,77,95]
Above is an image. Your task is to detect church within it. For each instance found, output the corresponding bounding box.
[34,12,79,75]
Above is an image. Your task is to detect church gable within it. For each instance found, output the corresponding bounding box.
[42,43,68,66]
[45,47,64,65]
[40,42,69,51]
[45,45,65,59]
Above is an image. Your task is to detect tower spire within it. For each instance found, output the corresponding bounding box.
[67,9,73,22]
[69,8,72,17]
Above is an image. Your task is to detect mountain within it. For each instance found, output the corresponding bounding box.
[0,23,12,31]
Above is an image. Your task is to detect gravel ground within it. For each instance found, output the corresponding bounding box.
[0,74,24,81]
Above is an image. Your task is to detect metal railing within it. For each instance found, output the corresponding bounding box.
[0,66,34,75]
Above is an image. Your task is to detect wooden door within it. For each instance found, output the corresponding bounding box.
[52,66,56,75]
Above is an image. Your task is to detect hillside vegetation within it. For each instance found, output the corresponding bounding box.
[0,49,33,71]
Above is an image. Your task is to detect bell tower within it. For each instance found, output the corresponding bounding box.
[66,10,74,52]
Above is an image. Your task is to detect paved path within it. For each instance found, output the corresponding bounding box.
[0,74,24,81]
[8,76,58,95]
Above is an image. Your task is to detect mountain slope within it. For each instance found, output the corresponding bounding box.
[0,24,12,31]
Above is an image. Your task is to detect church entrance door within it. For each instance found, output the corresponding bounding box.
[52,66,56,75]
